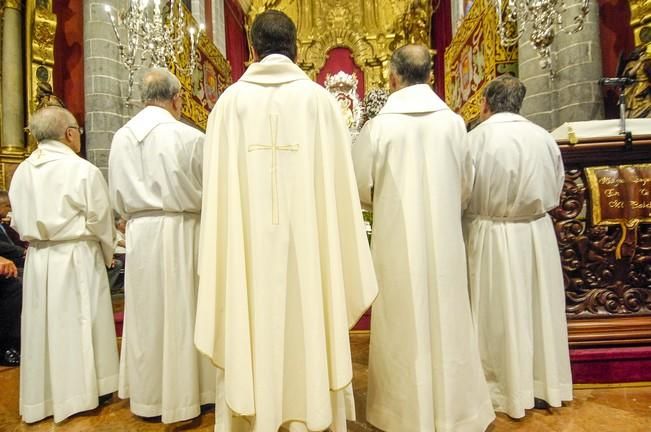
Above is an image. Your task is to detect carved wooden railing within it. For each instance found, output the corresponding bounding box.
[554,136,651,347]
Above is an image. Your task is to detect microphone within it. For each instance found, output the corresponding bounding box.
[598,77,636,86]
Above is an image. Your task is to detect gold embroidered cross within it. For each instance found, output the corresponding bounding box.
[248,114,298,225]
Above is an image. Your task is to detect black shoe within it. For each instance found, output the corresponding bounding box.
[98,393,113,406]
[534,398,550,409]
[0,347,20,366]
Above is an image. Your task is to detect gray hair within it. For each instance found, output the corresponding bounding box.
[28,106,77,142]
[483,75,527,114]
[390,44,432,86]
[141,68,181,104]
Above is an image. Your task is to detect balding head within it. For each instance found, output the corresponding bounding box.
[142,68,181,104]
[28,106,77,143]
[141,68,183,119]
[390,44,433,90]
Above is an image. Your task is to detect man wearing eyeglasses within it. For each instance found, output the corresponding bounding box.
[8,106,119,423]
[108,68,214,424]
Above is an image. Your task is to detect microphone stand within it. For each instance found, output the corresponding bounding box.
[616,83,633,150]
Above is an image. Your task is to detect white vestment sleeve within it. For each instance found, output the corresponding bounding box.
[107,141,127,219]
[85,167,116,266]
[190,134,204,187]
[460,133,475,211]
[351,123,375,209]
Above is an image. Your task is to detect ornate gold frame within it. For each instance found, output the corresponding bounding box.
[0,1,56,189]
[247,0,433,90]
[444,0,517,122]
[629,0,651,46]
[175,7,232,130]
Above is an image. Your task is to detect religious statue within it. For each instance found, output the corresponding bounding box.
[35,81,65,110]
[396,0,432,46]
[623,45,651,118]
[324,71,364,132]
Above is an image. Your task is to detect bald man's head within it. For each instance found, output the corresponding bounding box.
[390,44,432,89]
[141,68,181,104]
[28,106,77,142]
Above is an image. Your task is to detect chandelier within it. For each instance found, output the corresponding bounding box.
[494,0,590,74]
[104,0,204,102]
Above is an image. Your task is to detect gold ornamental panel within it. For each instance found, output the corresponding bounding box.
[444,0,517,123]
[629,0,651,46]
[0,0,56,188]
[24,0,56,154]
[172,8,232,130]
[625,0,651,119]
[247,0,433,90]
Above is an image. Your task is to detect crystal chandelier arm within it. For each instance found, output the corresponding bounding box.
[565,0,590,35]
[495,0,527,47]
[104,0,204,103]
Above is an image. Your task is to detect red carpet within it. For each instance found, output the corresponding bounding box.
[570,346,651,383]
[114,311,124,337]
[352,310,371,331]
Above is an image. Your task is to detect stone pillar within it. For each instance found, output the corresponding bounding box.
[519,0,604,131]
[2,1,25,152]
[84,0,133,179]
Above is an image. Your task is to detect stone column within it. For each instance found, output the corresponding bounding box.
[519,0,604,131]
[84,0,133,178]
[2,1,25,152]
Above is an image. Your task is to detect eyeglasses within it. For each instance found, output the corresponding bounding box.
[67,126,84,135]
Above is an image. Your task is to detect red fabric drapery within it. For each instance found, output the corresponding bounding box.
[431,0,452,98]
[598,0,635,119]
[53,1,84,122]
[53,0,84,154]
[316,47,365,100]
[224,0,249,81]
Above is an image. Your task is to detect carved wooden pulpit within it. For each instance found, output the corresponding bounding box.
[552,121,651,347]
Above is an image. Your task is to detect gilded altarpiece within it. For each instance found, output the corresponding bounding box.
[0,0,56,190]
[246,0,433,90]
[444,0,517,123]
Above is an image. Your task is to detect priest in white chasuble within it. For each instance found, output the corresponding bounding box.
[463,75,572,419]
[352,45,495,432]
[108,69,215,423]
[195,10,378,432]
[9,106,119,423]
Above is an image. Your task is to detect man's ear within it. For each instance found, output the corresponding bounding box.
[479,97,491,120]
[171,92,183,118]
[389,71,398,92]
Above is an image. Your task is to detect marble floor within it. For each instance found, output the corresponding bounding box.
[1,333,650,431]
